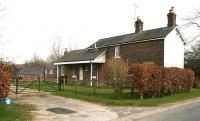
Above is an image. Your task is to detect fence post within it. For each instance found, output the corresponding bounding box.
[74,80,77,94]
[93,80,96,95]
[72,76,77,93]
[58,77,61,91]
[62,77,65,91]
[43,67,46,82]
[38,75,41,92]
[16,76,18,94]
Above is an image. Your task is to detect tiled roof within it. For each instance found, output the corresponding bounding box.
[57,26,175,63]
[88,26,175,48]
[57,49,104,62]
[18,67,44,74]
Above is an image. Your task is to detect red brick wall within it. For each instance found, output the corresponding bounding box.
[102,39,164,65]
[19,74,40,81]
[45,68,57,80]
[121,39,164,65]
[98,64,105,80]
[65,65,73,79]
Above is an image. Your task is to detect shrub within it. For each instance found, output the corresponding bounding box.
[128,64,195,99]
[0,61,11,99]
[106,58,128,97]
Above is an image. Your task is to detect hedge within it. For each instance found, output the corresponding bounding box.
[128,64,195,99]
[0,61,11,99]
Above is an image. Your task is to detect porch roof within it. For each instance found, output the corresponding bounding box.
[54,49,105,65]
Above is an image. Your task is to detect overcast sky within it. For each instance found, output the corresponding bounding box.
[0,0,200,64]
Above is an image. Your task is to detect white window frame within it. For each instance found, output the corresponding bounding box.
[115,46,120,58]
[49,69,53,74]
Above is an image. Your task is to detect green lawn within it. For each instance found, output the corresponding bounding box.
[0,103,32,121]
[19,81,200,106]
[55,86,200,106]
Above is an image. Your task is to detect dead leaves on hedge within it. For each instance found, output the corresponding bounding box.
[129,64,195,97]
[0,61,11,98]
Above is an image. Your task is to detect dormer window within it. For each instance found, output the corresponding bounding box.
[115,46,120,58]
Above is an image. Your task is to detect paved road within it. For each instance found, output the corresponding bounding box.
[139,101,200,121]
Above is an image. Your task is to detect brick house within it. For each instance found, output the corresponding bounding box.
[18,67,44,81]
[54,7,186,82]
[44,64,57,80]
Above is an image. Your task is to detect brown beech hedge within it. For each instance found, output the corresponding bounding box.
[128,64,195,99]
[0,61,11,99]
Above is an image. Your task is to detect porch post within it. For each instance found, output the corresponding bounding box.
[56,65,59,83]
[96,64,98,86]
[90,63,93,86]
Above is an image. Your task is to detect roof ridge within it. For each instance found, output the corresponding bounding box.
[87,26,176,49]
[99,26,174,41]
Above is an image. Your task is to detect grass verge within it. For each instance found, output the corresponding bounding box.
[0,102,33,121]
[19,81,200,106]
[54,86,200,106]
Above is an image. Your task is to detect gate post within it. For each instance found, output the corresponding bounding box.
[58,76,61,91]
[38,75,41,92]
[16,76,18,94]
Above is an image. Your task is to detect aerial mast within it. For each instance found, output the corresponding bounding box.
[132,2,138,21]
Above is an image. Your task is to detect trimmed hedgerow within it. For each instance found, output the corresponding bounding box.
[128,64,195,99]
[0,61,11,99]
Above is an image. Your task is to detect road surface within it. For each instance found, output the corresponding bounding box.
[139,101,200,121]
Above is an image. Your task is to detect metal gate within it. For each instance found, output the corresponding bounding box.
[10,74,65,95]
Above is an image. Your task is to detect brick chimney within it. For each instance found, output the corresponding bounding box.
[64,48,68,55]
[135,16,143,33]
[167,7,176,27]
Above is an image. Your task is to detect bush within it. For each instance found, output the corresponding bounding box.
[128,64,195,99]
[0,61,11,99]
[106,58,128,97]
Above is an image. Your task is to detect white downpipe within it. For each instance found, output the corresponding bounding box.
[90,63,93,86]
[56,65,59,83]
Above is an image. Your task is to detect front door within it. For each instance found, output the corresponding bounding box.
[79,66,83,80]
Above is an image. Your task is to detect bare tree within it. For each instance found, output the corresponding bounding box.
[184,8,200,44]
[46,33,64,64]
[185,41,200,80]
[184,7,200,81]
[24,52,47,67]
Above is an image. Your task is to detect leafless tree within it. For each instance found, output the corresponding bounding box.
[24,52,47,67]
[184,8,200,45]
[46,33,64,64]
[183,7,200,80]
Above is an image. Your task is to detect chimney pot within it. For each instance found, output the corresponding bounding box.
[135,16,143,33]
[64,48,68,55]
[167,7,176,27]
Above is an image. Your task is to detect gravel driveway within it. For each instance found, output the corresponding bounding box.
[16,94,200,121]
[17,94,155,121]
